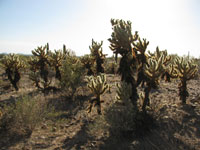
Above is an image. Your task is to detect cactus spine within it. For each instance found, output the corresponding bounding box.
[86,74,110,115]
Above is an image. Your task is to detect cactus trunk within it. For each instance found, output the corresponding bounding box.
[119,56,138,107]
[5,68,20,91]
[96,59,104,73]
[142,86,151,112]
[55,67,61,81]
[161,72,171,82]
[96,95,102,115]
[137,69,147,87]
[179,80,188,104]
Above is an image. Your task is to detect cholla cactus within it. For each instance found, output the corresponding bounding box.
[149,47,171,62]
[108,19,139,106]
[28,57,39,73]
[134,38,149,62]
[28,58,51,90]
[28,57,40,88]
[1,54,25,91]
[108,19,138,58]
[133,38,149,87]
[150,47,172,82]
[29,43,51,91]
[144,54,165,88]
[170,57,197,104]
[49,48,67,80]
[142,55,164,112]
[89,39,107,74]
[115,81,132,106]
[80,54,94,75]
[29,71,45,89]
[31,43,50,83]
[86,74,110,115]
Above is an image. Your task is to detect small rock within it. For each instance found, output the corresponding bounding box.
[131,140,140,148]
[41,123,47,129]
[54,147,62,150]
[60,125,64,129]
[163,115,169,119]
[40,136,45,139]
[65,124,70,128]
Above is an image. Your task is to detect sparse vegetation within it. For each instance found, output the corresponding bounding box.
[60,53,85,97]
[0,95,50,138]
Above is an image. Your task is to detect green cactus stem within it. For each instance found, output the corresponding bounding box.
[86,74,110,115]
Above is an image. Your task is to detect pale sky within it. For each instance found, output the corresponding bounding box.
[0,0,200,57]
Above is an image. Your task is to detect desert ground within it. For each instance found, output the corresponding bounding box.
[0,69,200,150]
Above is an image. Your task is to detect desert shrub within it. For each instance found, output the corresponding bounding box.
[104,61,117,74]
[104,56,120,71]
[60,55,85,97]
[90,102,155,139]
[87,96,137,139]
[0,95,49,137]
[104,102,136,138]
[104,82,137,138]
